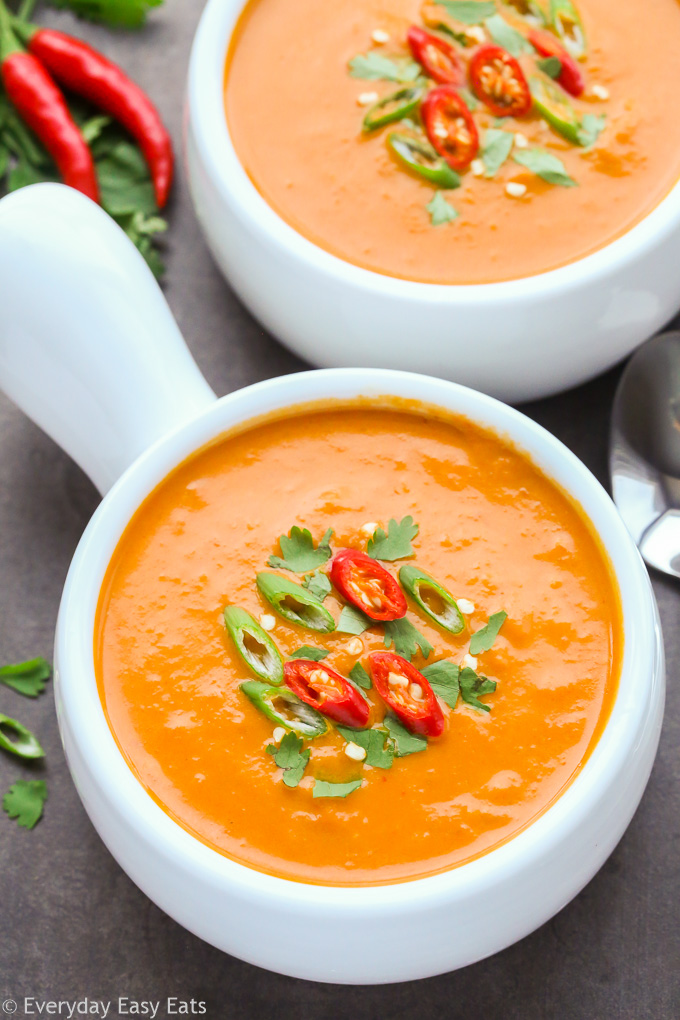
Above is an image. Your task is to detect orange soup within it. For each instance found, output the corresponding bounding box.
[224,0,680,284]
[95,404,622,885]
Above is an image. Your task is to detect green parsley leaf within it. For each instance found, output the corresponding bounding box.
[435,1,497,24]
[81,114,112,144]
[459,667,497,712]
[537,56,562,79]
[469,611,508,654]
[313,779,363,799]
[337,605,372,635]
[384,716,427,756]
[268,526,333,572]
[459,86,480,110]
[348,662,372,690]
[302,570,332,602]
[290,646,329,661]
[383,618,433,661]
[0,658,51,698]
[3,780,47,829]
[349,52,421,82]
[426,191,459,226]
[367,516,419,561]
[44,0,163,28]
[266,732,310,788]
[484,14,535,55]
[336,726,394,769]
[577,113,607,148]
[481,129,515,177]
[422,660,460,709]
[513,149,577,186]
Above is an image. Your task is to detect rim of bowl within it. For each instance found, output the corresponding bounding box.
[58,368,659,910]
[187,0,680,301]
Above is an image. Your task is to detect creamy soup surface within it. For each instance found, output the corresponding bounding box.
[96,404,621,885]
[224,0,680,284]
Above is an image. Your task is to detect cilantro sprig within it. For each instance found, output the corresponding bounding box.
[383,617,433,661]
[367,516,419,561]
[0,657,50,698]
[302,570,331,602]
[349,52,421,83]
[337,604,372,635]
[336,726,393,769]
[266,732,310,788]
[426,192,458,226]
[348,662,372,691]
[313,779,362,799]
[435,0,496,24]
[384,716,427,756]
[268,526,333,572]
[459,667,497,712]
[291,646,329,661]
[469,611,507,654]
[422,660,460,708]
[3,780,47,829]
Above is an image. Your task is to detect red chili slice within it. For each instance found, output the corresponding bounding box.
[407,25,464,85]
[469,44,532,117]
[330,549,407,622]
[421,86,480,170]
[284,660,370,728]
[369,652,444,738]
[528,29,585,98]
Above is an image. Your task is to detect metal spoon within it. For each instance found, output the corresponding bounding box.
[610,331,680,578]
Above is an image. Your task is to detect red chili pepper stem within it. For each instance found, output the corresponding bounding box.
[0,2,22,61]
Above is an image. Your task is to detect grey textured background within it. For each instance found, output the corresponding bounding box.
[0,2,678,1017]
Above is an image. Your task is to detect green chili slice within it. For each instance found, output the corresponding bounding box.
[0,713,44,760]
[239,681,327,738]
[387,132,461,189]
[256,573,336,633]
[530,76,582,144]
[549,0,586,58]
[223,606,284,685]
[499,0,546,26]
[398,566,464,635]
[363,85,425,132]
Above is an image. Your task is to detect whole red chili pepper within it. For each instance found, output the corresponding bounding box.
[18,26,173,208]
[0,10,99,201]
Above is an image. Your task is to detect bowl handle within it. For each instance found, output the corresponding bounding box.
[0,184,216,494]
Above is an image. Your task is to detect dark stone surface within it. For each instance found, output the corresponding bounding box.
[0,2,678,1017]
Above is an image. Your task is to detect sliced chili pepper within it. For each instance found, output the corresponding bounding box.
[387,132,461,188]
[240,680,327,738]
[223,606,284,685]
[407,25,464,85]
[0,713,44,759]
[530,74,582,143]
[284,660,370,729]
[369,652,444,738]
[256,573,335,633]
[17,26,173,208]
[499,0,547,26]
[330,549,406,622]
[399,565,464,634]
[529,28,584,96]
[363,84,424,132]
[421,86,479,171]
[469,45,532,118]
[548,0,586,60]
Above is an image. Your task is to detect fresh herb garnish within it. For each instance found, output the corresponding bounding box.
[45,0,163,28]
[426,191,458,226]
[266,732,310,788]
[384,716,427,756]
[435,1,497,24]
[267,526,333,572]
[537,56,562,79]
[0,714,45,760]
[3,780,47,829]
[291,646,330,661]
[383,618,433,661]
[367,516,419,561]
[459,667,497,712]
[302,570,332,602]
[348,662,372,690]
[481,129,514,177]
[577,113,606,148]
[513,149,577,186]
[337,604,372,635]
[422,660,460,709]
[469,611,507,654]
[459,86,480,111]
[349,53,421,83]
[313,779,363,799]
[336,726,394,769]
[484,14,535,55]
[0,657,50,698]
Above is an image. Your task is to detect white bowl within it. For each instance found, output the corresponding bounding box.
[0,185,665,984]
[185,0,680,404]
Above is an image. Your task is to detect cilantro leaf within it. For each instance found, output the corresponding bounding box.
[0,658,50,698]
[337,605,372,635]
[349,662,372,690]
[367,516,419,561]
[459,667,497,712]
[383,618,433,661]
[577,113,607,148]
[537,56,562,79]
[459,87,480,110]
[268,526,333,572]
[469,611,507,654]
[3,780,47,829]
[291,646,329,661]
[45,0,163,28]
[426,191,459,226]
[435,1,496,24]
[313,779,363,799]
[302,570,332,602]
[336,726,394,769]
[513,149,577,187]
[349,53,421,82]
[266,732,310,788]
[484,14,535,55]
[384,716,427,756]
[422,659,460,709]
[481,129,515,177]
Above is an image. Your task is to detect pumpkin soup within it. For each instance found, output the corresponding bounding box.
[95,404,621,885]
[224,0,680,284]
